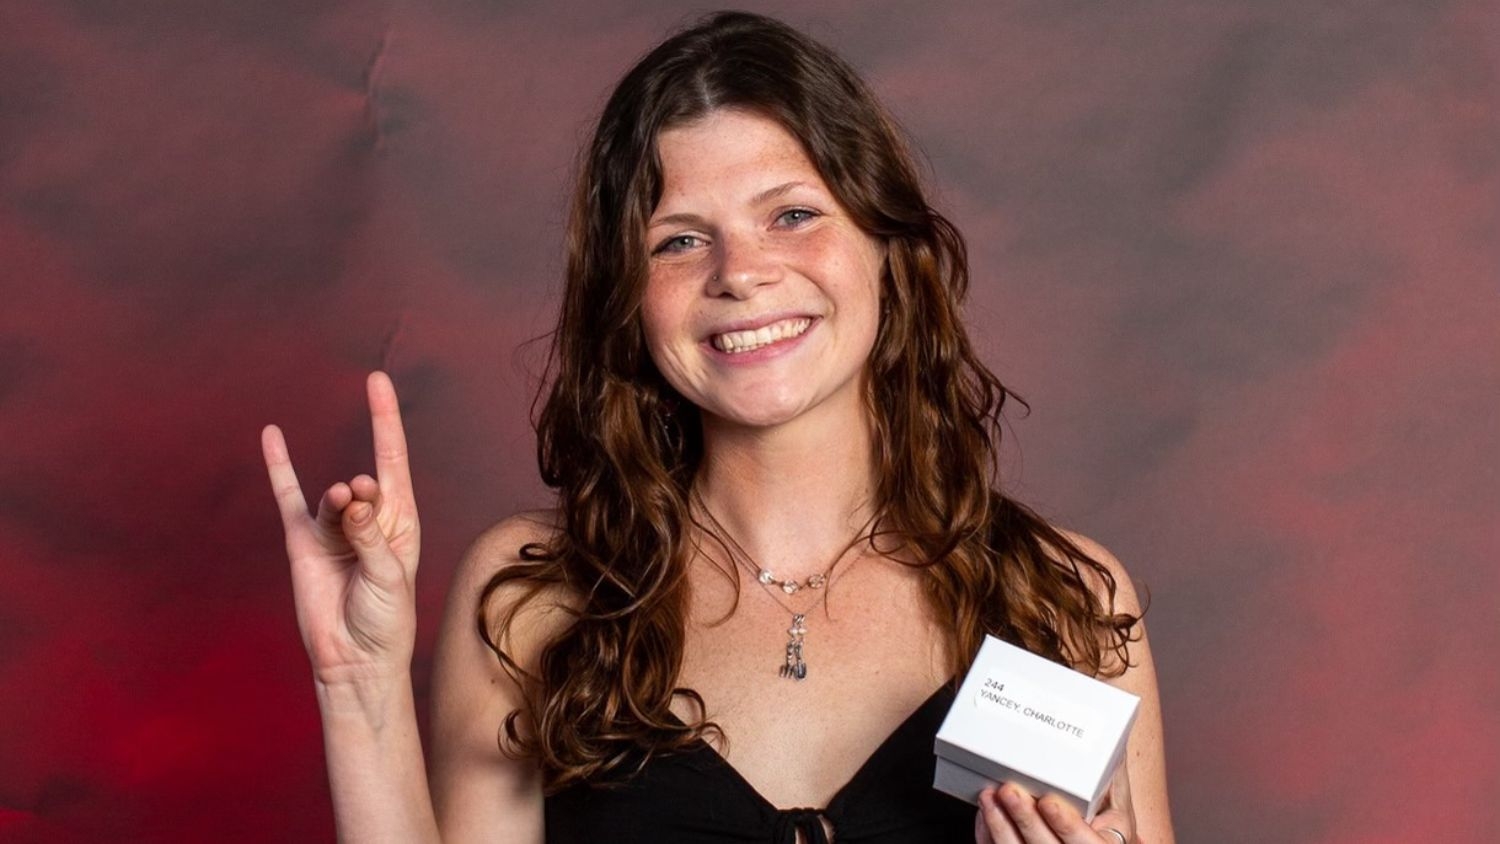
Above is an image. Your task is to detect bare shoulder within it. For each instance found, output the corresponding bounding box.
[453,509,577,667]
[427,510,569,844]
[1051,529,1175,841]
[458,509,561,576]
[1053,528,1145,617]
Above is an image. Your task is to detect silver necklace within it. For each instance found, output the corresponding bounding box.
[693,491,874,681]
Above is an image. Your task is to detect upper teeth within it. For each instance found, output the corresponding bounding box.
[712,318,812,353]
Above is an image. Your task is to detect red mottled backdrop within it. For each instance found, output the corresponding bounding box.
[2,1,1496,841]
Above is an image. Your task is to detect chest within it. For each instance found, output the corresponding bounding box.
[670,558,953,810]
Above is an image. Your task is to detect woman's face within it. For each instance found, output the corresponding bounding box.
[640,109,885,433]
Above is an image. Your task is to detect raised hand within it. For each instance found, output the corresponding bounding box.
[974,764,1137,844]
[263,371,422,688]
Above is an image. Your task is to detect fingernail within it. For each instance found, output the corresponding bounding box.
[1000,785,1021,808]
[348,502,372,524]
[1039,797,1062,820]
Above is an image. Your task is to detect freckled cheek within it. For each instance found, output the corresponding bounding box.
[792,228,881,276]
[642,331,703,401]
[639,285,700,377]
[789,237,884,320]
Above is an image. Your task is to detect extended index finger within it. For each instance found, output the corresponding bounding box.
[366,371,414,501]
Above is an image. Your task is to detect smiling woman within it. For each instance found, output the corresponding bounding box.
[263,10,1172,844]
[642,111,886,431]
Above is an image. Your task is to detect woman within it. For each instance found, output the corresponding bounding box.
[263,11,1171,844]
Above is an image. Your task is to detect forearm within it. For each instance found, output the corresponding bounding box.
[316,675,441,844]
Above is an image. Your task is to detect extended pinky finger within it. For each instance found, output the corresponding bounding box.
[262,425,309,523]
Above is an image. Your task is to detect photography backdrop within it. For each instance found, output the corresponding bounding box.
[2,1,1497,841]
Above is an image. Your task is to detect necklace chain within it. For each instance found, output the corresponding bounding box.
[692,489,876,681]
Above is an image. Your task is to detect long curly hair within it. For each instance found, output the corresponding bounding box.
[478,10,1142,793]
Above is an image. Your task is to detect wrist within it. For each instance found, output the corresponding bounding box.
[314,669,414,726]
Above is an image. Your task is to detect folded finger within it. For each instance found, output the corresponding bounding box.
[1088,809,1134,844]
[1032,795,1106,844]
[978,787,1022,844]
[997,785,1063,844]
[315,482,354,531]
[348,473,379,502]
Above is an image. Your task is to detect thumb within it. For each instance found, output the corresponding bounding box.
[342,498,408,589]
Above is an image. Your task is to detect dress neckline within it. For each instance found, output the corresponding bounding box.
[666,679,958,818]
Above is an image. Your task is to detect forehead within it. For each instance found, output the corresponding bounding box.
[654,109,824,199]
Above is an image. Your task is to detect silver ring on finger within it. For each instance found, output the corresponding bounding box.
[1103,828,1129,844]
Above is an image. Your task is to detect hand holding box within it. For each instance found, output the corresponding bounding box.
[933,635,1140,820]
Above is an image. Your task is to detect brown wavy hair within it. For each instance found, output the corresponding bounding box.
[478,10,1142,793]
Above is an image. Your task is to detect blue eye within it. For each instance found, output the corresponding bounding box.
[654,234,703,255]
[777,208,818,226]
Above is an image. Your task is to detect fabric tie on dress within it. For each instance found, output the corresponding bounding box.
[772,808,830,844]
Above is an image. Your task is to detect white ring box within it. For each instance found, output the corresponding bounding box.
[933,635,1140,820]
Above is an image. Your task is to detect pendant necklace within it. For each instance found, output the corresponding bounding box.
[693,490,875,681]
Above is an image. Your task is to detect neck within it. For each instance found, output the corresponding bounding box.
[693,401,879,582]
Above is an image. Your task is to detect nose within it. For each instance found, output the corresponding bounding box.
[707,230,780,299]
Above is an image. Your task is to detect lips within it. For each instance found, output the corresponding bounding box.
[710,317,814,354]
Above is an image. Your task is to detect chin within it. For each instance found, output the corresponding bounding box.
[697,376,866,432]
[702,397,811,430]
[712,409,803,430]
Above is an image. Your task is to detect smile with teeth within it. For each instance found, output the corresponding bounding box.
[710,317,813,354]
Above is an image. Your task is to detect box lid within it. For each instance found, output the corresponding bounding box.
[934,635,1140,800]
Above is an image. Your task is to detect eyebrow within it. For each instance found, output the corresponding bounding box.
[647,180,812,229]
[751,180,808,205]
